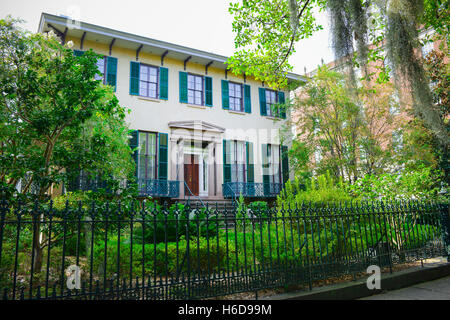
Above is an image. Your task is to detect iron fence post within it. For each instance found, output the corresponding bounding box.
[440,203,450,262]
[1,197,449,300]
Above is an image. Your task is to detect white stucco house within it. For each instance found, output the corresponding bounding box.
[38,13,305,201]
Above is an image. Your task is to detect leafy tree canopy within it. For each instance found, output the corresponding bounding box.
[228,0,327,89]
[0,17,134,201]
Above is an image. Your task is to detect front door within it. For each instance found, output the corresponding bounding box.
[184,154,199,196]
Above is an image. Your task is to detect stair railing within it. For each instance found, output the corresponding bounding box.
[223,182,239,207]
[183,181,206,209]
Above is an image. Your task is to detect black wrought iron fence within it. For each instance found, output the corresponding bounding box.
[0,199,448,300]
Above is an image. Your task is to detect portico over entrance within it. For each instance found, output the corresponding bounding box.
[168,120,225,199]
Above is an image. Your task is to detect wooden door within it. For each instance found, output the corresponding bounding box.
[184,154,199,196]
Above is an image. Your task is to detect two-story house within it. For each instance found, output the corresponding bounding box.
[38,13,304,202]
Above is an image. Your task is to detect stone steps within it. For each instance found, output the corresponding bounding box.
[175,199,238,228]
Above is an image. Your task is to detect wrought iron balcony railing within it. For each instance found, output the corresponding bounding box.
[222,182,283,198]
[137,179,180,198]
[66,175,111,193]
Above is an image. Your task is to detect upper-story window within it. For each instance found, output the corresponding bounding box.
[229,82,243,112]
[180,72,212,106]
[130,62,168,100]
[139,64,159,99]
[188,74,204,105]
[259,88,286,119]
[95,57,106,82]
[265,89,278,117]
[221,80,251,113]
[74,50,117,91]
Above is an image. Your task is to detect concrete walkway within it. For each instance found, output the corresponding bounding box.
[360,275,450,300]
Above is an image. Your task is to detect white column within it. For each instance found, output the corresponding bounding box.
[208,142,215,197]
[216,139,223,197]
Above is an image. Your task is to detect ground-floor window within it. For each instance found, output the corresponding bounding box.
[267,144,281,184]
[138,131,157,180]
[230,140,246,183]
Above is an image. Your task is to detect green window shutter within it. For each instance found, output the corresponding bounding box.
[259,88,267,116]
[130,61,140,95]
[244,84,251,113]
[261,144,269,179]
[246,141,254,183]
[221,80,229,109]
[282,145,289,184]
[106,56,118,91]
[159,67,169,100]
[158,133,168,180]
[223,140,231,183]
[129,130,139,178]
[73,50,84,57]
[262,144,270,195]
[179,71,188,103]
[205,76,213,106]
[278,91,286,119]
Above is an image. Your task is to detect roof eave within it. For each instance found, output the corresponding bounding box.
[39,12,306,85]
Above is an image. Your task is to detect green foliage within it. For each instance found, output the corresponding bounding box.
[227,0,326,88]
[0,17,134,200]
[294,65,402,182]
[422,0,449,47]
[235,193,246,224]
[349,165,444,200]
[133,203,219,244]
[385,1,448,154]
[91,211,439,278]
[92,235,230,277]
[0,240,65,290]
[288,140,313,180]
[248,201,269,213]
[277,172,353,209]
[422,48,450,184]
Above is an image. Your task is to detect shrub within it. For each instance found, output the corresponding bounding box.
[92,235,231,277]
[277,172,354,211]
[133,203,219,244]
[348,165,444,200]
[248,201,269,213]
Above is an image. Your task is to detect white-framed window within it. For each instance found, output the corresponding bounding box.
[230,140,246,182]
[138,132,157,180]
[139,64,159,98]
[95,57,106,82]
[265,89,278,117]
[267,144,281,184]
[188,74,204,105]
[229,82,243,112]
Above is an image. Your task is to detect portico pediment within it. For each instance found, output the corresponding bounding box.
[168,120,225,133]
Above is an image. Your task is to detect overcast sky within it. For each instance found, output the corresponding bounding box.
[1,0,334,75]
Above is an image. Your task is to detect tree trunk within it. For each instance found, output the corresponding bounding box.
[32,215,44,273]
